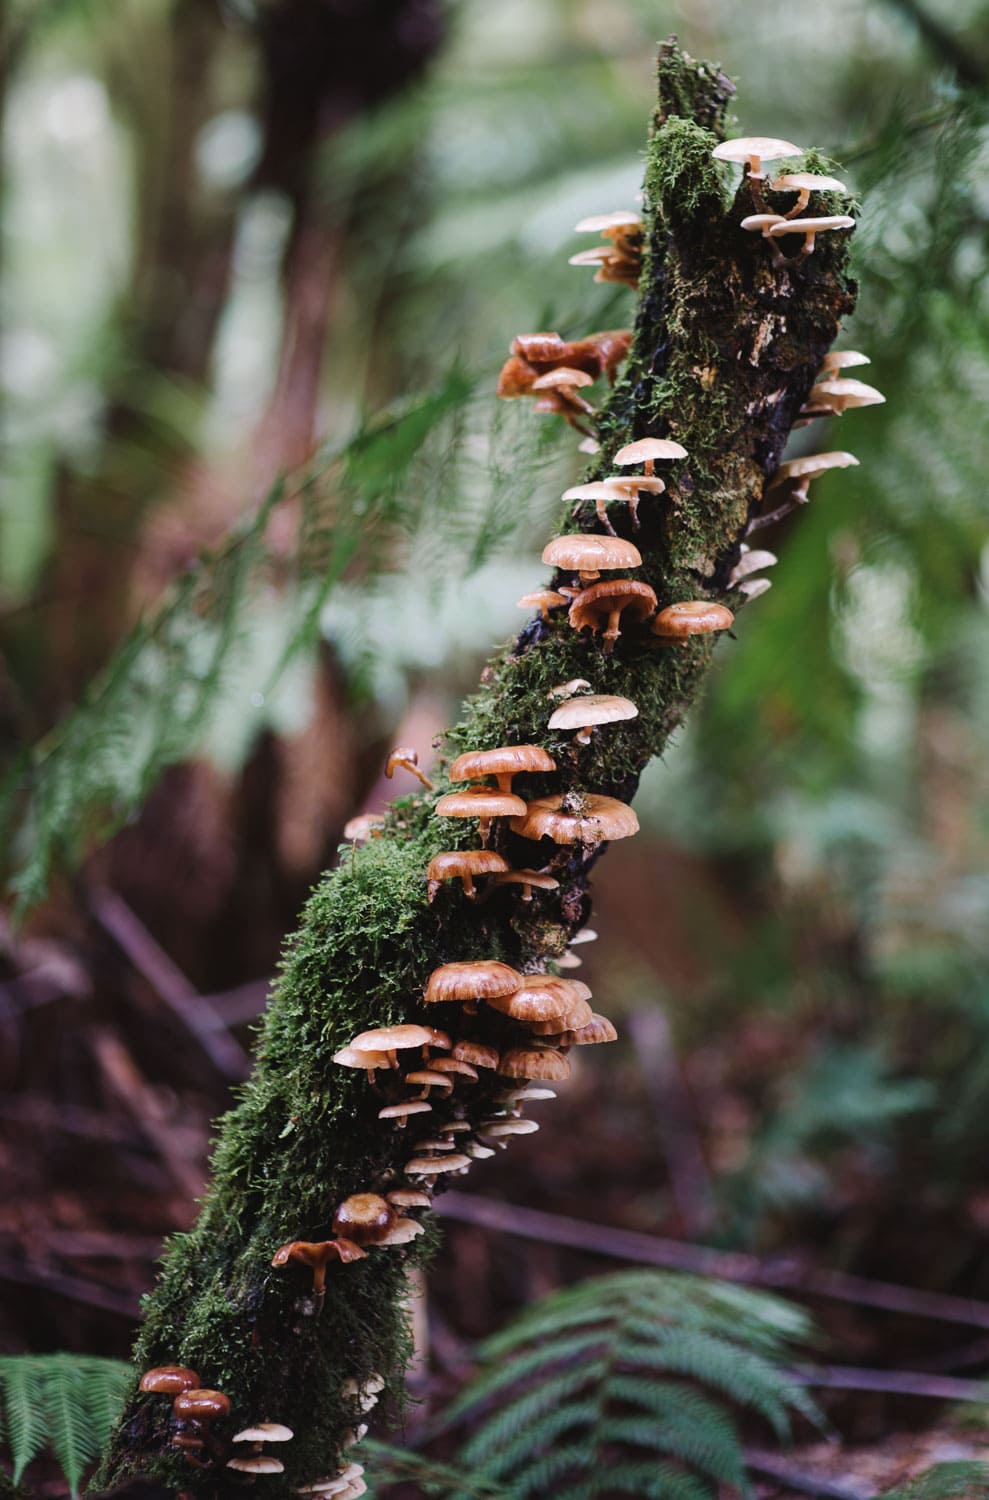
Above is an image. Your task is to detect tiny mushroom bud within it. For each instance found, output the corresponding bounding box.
[549,694,638,745]
[433,786,526,846]
[770,171,847,217]
[510,792,639,846]
[140,1365,201,1395]
[384,746,433,791]
[768,214,854,257]
[426,849,509,901]
[542,533,642,586]
[568,579,658,653]
[652,601,734,644]
[332,1194,396,1245]
[712,136,803,180]
[449,744,556,796]
[489,868,560,902]
[517,589,568,621]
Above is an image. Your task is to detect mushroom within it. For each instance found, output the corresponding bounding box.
[438,1120,473,1134]
[531,367,597,429]
[376,1218,425,1247]
[433,786,526,846]
[405,1154,472,1176]
[652,601,734,644]
[768,214,854,257]
[378,1101,433,1127]
[769,171,847,217]
[342,814,384,844]
[297,1462,366,1497]
[747,451,860,534]
[341,1379,383,1411]
[426,849,509,901]
[228,1456,286,1475]
[404,1068,454,1099]
[411,1136,455,1152]
[517,589,568,621]
[728,548,777,585]
[488,868,560,902]
[428,1056,480,1082]
[387,1189,432,1209]
[567,579,658,653]
[740,213,786,238]
[171,1389,232,1460]
[542,534,642,586]
[510,792,639,846]
[562,477,666,533]
[140,1366,201,1395]
[818,349,870,377]
[478,1118,540,1139]
[571,927,597,944]
[332,1195,396,1245]
[578,436,600,454]
[331,1046,395,1084]
[712,136,802,181]
[612,437,688,474]
[548,694,638,745]
[574,210,642,239]
[452,1039,500,1070]
[805,377,885,413]
[499,1085,557,1103]
[547,678,592,700]
[424,959,522,1008]
[342,1426,369,1449]
[449,744,556,796]
[384,746,433,791]
[487,976,580,1026]
[558,1013,619,1046]
[349,1023,440,1067]
[570,213,643,288]
[271,1240,367,1305]
[465,1141,497,1160]
[737,577,772,599]
[232,1424,294,1447]
[497,1048,571,1081]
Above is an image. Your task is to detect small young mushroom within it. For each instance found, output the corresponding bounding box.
[768,214,854,257]
[542,533,642,586]
[737,577,772,600]
[517,589,568,621]
[489,868,560,902]
[547,678,591,700]
[341,1379,384,1410]
[433,786,527,846]
[770,170,847,217]
[567,579,658,653]
[349,1024,439,1067]
[510,792,639,846]
[652,601,734,644]
[728,548,778,585]
[405,1153,472,1176]
[449,744,556,796]
[228,1456,285,1475]
[712,136,802,181]
[465,1140,497,1160]
[332,1194,396,1245]
[404,1068,454,1098]
[375,1217,425,1247]
[172,1389,232,1457]
[740,212,786,238]
[331,1046,395,1084]
[818,349,870,377]
[387,1189,432,1209]
[426,849,509,901]
[805,376,885,413]
[342,814,384,844]
[452,1039,500,1069]
[424,959,522,1008]
[747,450,860,533]
[140,1365,201,1395]
[271,1240,367,1305]
[428,1056,480,1082]
[531,367,597,428]
[612,436,688,474]
[378,1101,433,1127]
[548,693,638,745]
[497,1047,571,1081]
[384,746,433,791]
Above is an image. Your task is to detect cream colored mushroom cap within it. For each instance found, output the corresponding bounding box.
[811,378,885,408]
[820,350,870,371]
[233,1424,294,1443]
[510,792,639,845]
[613,437,688,464]
[598,475,667,496]
[332,1046,393,1069]
[574,210,642,232]
[740,214,786,233]
[568,246,614,266]
[434,787,527,819]
[548,694,638,731]
[542,534,642,572]
[770,171,847,193]
[405,1153,472,1174]
[351,1024,434,1052]
[653,601,734,638]
[562,481,633,502]
[768,215,854,237]
[532,366,595,390]
[377,1217,425,1245]
[773,451,859,482]
[738,577,772,600]
[713,136,801,165]
[227,1457,285,1474]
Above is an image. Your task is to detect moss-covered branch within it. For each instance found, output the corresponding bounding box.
[96,39,857,1499]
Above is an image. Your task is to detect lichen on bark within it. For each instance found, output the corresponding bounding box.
[96,38,857,1499]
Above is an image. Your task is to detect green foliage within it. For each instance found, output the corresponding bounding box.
[881,1463,989,1500]
[432,1271,819,1499]
[0,1354,131,1495]
[361,1442,509,1499]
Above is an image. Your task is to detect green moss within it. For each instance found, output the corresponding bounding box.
[96,39,858,1500]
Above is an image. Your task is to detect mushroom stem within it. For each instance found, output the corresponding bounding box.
[575,727,595,746]
[477,816,492,847]
[595,498,618,535]
[783,188,811,218]
[602,610,623,653]
[745,487,810,535]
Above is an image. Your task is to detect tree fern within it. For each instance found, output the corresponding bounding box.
[435,1271,819,1499]
[0,1355,131,1495]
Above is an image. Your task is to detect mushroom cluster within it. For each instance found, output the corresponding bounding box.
[496,327,633,434]
[716,137,854,264]
[568,211,643,286]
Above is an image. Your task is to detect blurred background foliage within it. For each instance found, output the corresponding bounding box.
[2,0,989,1472]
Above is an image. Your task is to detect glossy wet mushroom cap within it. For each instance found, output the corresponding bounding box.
[542,533,642,584]
[497,1047,571,1081]
[712,136,802,178]
[449,745,556,795]
[807,377,885,412]
[548,694,638,744]
[426,849,509,901]
[424,959,522,1005]
[517,589,568,620]
[652,601,734,640]
[510,792,639,846]
[560,1012,619,1045]
[433,786,527,845]
[332,1194,396,1245]
[452,1039,500,1069]
[487,977,578,1025]
[350,1024,435,1054]
[173,1389,232,1423]
[387,1189,432,1209]
[140,1366,201,1395]
[568,579,658,653]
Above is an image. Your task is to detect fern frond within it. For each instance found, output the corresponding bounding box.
[0,1355,132,1494]
[448,1271,815,1499]
[880,1463,989,1500]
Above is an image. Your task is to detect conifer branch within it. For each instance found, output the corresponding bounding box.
[97,38,860,1500]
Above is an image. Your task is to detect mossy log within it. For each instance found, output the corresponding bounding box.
[96,38,857,1499]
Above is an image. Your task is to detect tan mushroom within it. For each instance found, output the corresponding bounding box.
[542,533,642,586]
[376,1218,425,1247]
[497,1048,571,1081]
[547,678,592,700]
[510,792,639,846]
[332,1195,396,1245]
[712,136,802,180]
[449,745,556,796]
[384,745,433,791]
[558,1012,619,1046]
[378,1101,433,1127]
[770,171,847,217]
[350,1024,438,1067]
[404,1068,454,1099]
[405,1153,472,1176]
[741,213,786,237]
[428,1056,480,1082]
[652,601,734,643]
[433,786,527,846]
[530,367,597,428]
[387,1189,432,1209]
[818,349,870,377]
[548,694,638,746]
[228,1456,286,1474]
[452,1039,500,1069]
[489,869,560,902]
[342,814,385,844]
[271,1240,366,1301]
[331,1046,395,1084]
[426,849,509,902]
[479,1117,540,1139]
[562,477,665,532]
[613,437,688,474]
[728,548,778,586]
[806,377,885,413]
[568,579,658,653]
[737,577,772,600]
[424,959,522,1008]
[768,214,854,256]
[487,975,579,1025]
[767,450,859,497]
[517,589,568,620]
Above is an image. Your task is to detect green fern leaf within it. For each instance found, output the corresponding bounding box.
[0,1359,47,1483]
[0,1354,133,1493]
[880,1462,989,1500]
